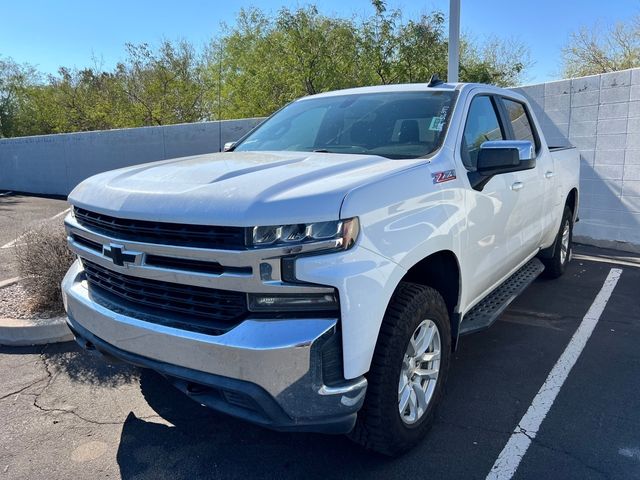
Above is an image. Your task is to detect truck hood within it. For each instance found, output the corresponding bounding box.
[69,151,425,226]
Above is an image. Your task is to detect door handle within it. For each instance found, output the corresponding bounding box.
[545,171,555,179]
[511,182,524,191]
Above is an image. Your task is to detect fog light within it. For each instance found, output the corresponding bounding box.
[248,292,339,312]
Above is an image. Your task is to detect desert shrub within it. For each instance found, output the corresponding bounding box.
[14,224,75,313]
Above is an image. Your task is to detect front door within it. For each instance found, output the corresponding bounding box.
[458,94,543,310]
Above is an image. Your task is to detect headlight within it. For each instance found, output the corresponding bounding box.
[248,217,359,250]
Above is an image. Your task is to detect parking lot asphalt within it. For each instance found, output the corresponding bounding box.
[0,191,69,281]
[1,243,638,480]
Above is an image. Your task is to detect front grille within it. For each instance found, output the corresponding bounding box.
[144,255,252,276]
[71,234,102,252]
[82,259,248,334]
[74,207,246,250]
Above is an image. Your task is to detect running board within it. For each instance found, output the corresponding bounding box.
[459,258,545,335]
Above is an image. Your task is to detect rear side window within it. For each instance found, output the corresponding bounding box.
[461,96,504,170]
[502,98,535,145]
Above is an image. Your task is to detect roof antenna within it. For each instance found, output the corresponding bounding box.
[427,74,444,87]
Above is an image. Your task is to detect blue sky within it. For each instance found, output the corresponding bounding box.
[1,0,637,85]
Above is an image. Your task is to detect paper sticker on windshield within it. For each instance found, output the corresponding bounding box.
[429,105,450,131]
[428,117,443,131]
[432,169,456,184]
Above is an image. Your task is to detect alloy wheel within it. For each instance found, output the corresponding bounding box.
[398,319,441,425]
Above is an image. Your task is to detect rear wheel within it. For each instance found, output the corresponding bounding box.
[349,283,451,456]
[541,206,573,278]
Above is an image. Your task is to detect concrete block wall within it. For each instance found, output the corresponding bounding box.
[0,118,262,196]
[513,68,640,251]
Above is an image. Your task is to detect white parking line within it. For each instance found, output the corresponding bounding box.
[486,268,623,480]
[48,208,71,221]
[0,208,70,249]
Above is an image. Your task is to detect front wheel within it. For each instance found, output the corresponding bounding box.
[349,283,451,456]
[541,206,574,278]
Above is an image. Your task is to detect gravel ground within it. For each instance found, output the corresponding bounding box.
[0,282,62,319]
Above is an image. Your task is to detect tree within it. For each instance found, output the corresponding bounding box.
[213,6,361,119]
[0,57,39,137]
[33,67,131,133]
[460,36,530,87]
[397,13,448,83]
[276,6,360,94]
[1,39,214,137]
[0,1,532,137]
[212,8,291,118]
[358,0,402,84]
[118,40,213,125]
[562,17,640,77]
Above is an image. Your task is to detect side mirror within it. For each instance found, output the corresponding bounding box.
[223,141,236,152]
[476,140,535,176]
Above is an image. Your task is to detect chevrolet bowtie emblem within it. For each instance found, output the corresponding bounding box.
[102,244,140,267]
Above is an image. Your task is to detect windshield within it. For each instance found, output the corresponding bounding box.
[234,90,457,159]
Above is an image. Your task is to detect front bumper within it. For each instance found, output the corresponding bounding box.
[62,260,367,433]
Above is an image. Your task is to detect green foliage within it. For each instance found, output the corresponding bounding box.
[460,36,529,87]
[0,57,40,137]
[118,40,213,125]
[0,1,531,138]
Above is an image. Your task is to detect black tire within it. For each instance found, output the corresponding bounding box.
[348,282,451,456]
[541,206,573,279]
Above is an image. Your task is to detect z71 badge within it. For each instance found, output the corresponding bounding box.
[432,169,457,184]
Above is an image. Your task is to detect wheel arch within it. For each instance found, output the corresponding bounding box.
[566,187,579,222]
[396,250,462,349]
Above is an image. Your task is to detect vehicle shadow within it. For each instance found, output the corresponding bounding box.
[116,369,392,480]
[42,341,139,387]
[0,342,137,387]
[114,260,606,479]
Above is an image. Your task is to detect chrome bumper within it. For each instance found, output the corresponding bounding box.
[62,260,366,432]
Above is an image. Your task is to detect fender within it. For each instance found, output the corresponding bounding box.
[306,158,468,379]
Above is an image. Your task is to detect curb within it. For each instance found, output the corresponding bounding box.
[0,277,21,289]
[0,315,74,347]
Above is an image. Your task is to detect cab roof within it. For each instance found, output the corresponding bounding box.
[298,82,463,101]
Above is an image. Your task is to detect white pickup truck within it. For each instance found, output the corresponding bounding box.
[62,80,579,455]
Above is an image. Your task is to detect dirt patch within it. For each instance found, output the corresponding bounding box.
[0,282,62,320]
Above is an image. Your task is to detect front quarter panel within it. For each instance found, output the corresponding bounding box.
[342,155,465,271]
[296,155,466,379]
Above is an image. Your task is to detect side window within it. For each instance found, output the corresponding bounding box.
[461,96,504,170]
[502,98,536,147]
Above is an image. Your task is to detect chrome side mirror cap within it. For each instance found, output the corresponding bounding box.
[476,140,536,178]
[479,140,534,162]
